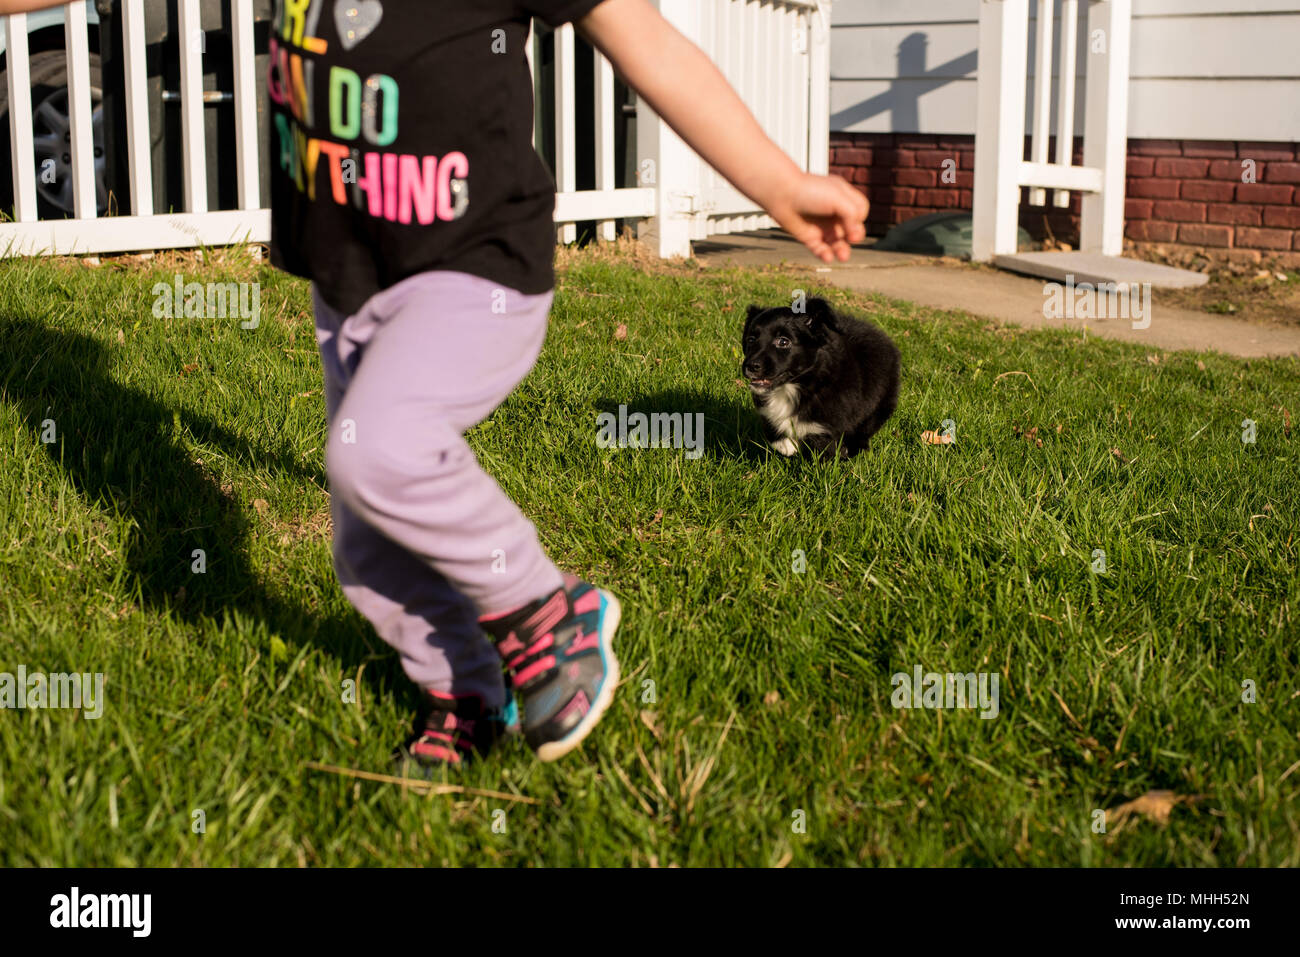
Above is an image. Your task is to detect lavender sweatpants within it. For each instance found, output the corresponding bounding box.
[312,270,564,707]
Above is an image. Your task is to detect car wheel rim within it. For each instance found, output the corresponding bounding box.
[31,85,108,216]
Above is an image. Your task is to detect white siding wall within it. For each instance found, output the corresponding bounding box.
[830,0,1300,140]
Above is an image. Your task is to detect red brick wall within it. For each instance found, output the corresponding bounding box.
[829,133,1300,264]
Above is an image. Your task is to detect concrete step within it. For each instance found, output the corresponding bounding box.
[992,251,1210,289]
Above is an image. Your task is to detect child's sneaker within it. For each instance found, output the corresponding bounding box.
[480,580,621,761]
[499,694,521,735]
[399,690,514,769]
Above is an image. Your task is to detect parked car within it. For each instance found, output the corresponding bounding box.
[0,1,107,217]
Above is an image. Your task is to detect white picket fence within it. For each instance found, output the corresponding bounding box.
[971,0,1132,260]
[636,0,831,256]
[1,0,829,261]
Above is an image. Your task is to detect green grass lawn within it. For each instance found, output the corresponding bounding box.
[0,245,1296,867]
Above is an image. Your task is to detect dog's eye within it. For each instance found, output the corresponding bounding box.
[774,336,791,348]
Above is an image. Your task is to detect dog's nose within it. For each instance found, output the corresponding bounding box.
[742,360,760,376]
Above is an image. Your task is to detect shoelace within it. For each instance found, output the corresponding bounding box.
[414,712,477,759]
[494,590,571,690]
[499,629,560,690]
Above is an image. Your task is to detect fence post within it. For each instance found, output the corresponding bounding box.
[807,0,830,176]
[593,51,618,241]
[4,13,39,223]
[231,0,260,211]
[177,0,208,213]
[64,1,97,218]
[122,0,154,216]
[555,23,578,244]
[1080,0,1131,255]
[972,0,1029,262]
[637,0,700,258]
[1028,0,1054,207]
[1053,0,1079,208]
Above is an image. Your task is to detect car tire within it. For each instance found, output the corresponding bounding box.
[0,49,109,219]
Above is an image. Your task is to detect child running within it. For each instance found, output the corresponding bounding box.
[1,0,868,765]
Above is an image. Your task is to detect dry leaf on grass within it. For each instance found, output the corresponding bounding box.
[1017,426,1043,447]
[305,761,540,803]
[763,690,781,706]
[614,323,628,341]
[639,709,661,740]
[252,499,269,516]
[992,370,1036,391]
[1105,789,1199,829]
[920,430,954,446]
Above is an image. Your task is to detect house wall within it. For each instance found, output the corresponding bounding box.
[828,0,1300,261]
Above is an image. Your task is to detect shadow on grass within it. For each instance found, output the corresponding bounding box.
[591,387,901,470]
[592,386,775,462]
[0,316,409,705]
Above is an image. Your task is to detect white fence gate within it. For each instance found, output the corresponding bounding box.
[971,0,1132,261]
[1,0,829,261]
[636,0,831,256]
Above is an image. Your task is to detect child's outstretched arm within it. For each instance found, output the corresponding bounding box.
[0,0,70,14]
[577,0,868,263]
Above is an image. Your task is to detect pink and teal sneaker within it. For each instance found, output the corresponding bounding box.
[480,579,621,761]
[400,690,518,770]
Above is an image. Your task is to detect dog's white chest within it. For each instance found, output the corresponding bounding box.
[759,384,828,455]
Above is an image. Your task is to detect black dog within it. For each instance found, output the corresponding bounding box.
[741,297,900,458]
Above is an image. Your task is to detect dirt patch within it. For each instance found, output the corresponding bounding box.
[1128,243,1300,325]
[260,506,333,545]
[46,244,269,280]
[275,510,333,545]
[555,229,674,274]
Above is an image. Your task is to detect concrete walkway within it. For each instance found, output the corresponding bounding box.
[692,230,1300,358]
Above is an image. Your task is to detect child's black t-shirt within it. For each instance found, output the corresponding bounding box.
[267,0,608,315]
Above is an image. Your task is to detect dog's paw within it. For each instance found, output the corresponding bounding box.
[771,438,798,457]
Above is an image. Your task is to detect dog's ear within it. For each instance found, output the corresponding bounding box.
[794,297,836,330]
[743,304,764,337]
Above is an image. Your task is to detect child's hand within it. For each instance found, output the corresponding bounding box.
[580,0,870,264]
[764,172,870,264]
